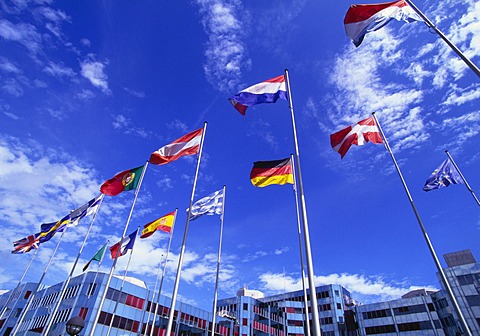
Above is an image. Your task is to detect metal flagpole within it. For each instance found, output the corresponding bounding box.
[142,257,162,336]
[149,209,178,336]
[87,240,109,299]
[210,185,226,336]
[372,112,472,336]
[42,195,105,335]
[106,228,139,336]
[165,122,207,336]
[290,154,312,336]
[404,0,480,78]
[445,150,480,206]
[284,69,322,336]
[89,162,149,336]
[11,227,69,335]
[0,248,39,335]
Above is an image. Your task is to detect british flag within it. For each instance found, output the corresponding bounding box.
[12,234,40,254]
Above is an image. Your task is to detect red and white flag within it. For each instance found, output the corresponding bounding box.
[330,116,383,158]
[149,128,203,165]
[344,0,423,47]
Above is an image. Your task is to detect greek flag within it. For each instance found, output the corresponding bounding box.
[189,189,224,221]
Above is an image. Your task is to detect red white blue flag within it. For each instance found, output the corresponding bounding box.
[12,234,40,254]
[229,75,287,115]
[110,229,138,259]
[344,0,423,47]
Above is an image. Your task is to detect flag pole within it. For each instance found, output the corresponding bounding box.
[372,112,472,336]
[149,209,178,336]
[445,150,480,206]
[404,0,480,78]
[89,162,149,336]
[142,258,162,336]
[106,227,139,336]
[165,122,207,336]
[43,195,105,335]
[87,240,109,299]
[0,247,39,334]
[290,154,312,336]
[11,227,69,335]
[284,69,322,336]
[210,185,227,336]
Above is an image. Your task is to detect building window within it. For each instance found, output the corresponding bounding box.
[243,303,248,310]
[242,318,248,326]
[24,291,32,299]
[336,303,342,310]
[365,324,396,334]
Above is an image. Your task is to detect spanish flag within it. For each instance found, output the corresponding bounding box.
[250,158,294,187]
[140,211,175,239]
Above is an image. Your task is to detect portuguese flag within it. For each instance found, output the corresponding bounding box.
[250,158,294,187]
[100,165,144,196]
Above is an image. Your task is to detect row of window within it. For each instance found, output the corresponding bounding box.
[98,311,140,332]
[457,273,480,286]
[105,288,145,310]
[363,303,435,320]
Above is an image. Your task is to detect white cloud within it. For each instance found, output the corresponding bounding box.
[80,56,110,94]
[0,19,42,55]
[43,61,75,77]
[258,272,438,303]
[195,0,250,92]
[112,114,151,138]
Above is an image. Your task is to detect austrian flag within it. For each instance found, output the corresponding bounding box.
[330,116,383,158]
[150,128,203,165]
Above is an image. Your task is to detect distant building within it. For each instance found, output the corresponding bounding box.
[0,249,479,335]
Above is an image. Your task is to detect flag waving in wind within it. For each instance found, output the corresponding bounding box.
[344,0,423,47]
[68,195,103,227]
[229,75,287,115]
[330,116,383,158]
[83,243,107,272]
[11,234,40,254]
[100,166,144,196]
[141,211,175,238]
[150,128,203,165]
[423,159,464,192]
[38,217,70,244]
[189,189,224,221]
[110,229,138,259]
[250,158,294,187]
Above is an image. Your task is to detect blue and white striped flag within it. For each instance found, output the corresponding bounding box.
[189,189,224,221]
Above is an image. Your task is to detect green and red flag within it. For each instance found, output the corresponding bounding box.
[250,158,294,187]
[100,165,144,196]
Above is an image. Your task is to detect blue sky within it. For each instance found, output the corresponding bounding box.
[0,0,479,311]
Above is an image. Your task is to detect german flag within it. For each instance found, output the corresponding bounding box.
[250,158,294,187]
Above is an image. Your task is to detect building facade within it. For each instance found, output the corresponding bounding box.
[0,271,227,336]
[0,249,479,335]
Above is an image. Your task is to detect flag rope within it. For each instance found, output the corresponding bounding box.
[11,227,68,335]
[372,112,472,336]
[165,121,207,336]
[42,194,105,335]
[291,154,311,336]
[285,69,322,336]
[89,162,149,336]
[210,185,227,336]
[404,0,480,78]
[148,209,178,336]
[445,150,480,207]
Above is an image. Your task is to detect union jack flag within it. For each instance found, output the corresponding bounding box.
[12,234,40,254]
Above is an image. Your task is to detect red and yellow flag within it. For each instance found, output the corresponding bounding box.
[140,211,175,239]
[250,158,294,187]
